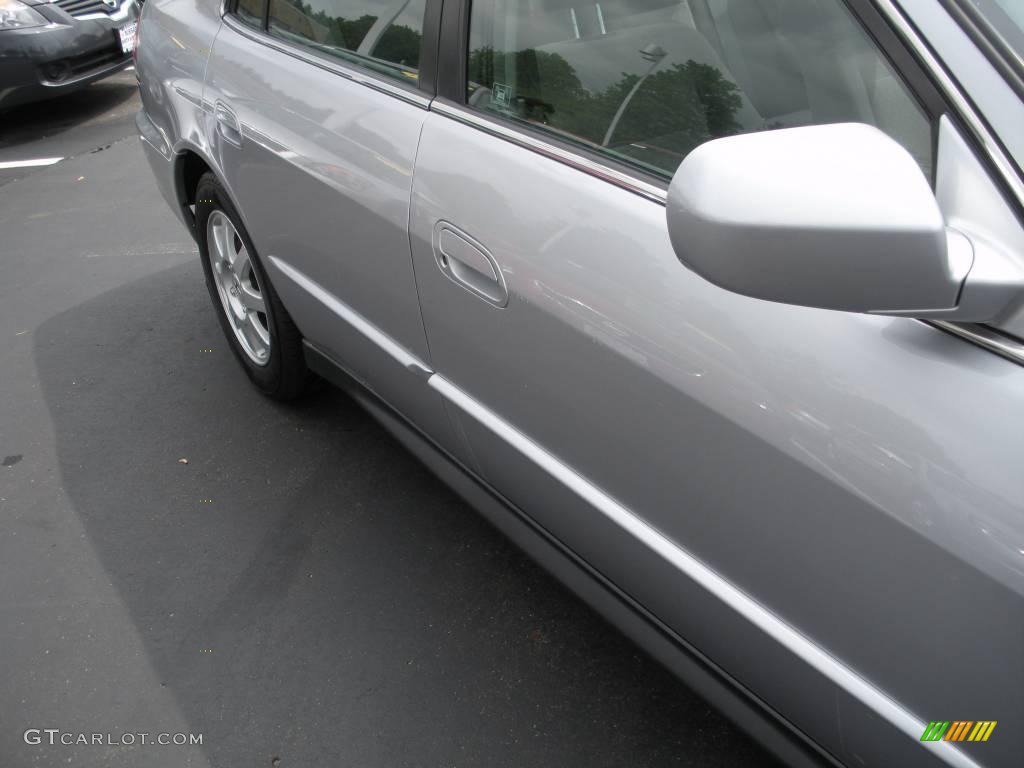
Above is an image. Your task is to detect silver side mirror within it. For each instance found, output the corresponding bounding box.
[666,123,1022,322]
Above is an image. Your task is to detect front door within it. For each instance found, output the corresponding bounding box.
[408,0,1024,765]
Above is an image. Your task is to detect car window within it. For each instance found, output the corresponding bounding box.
[267,0,425,85]
[467,0,933,179]
[235,0,266,28]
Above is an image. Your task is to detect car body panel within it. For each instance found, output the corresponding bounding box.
[407,111,1024,768]
[134,0,1024,766]
[302,339,841,768]
[202,18,462,456]
[134,0,223,230]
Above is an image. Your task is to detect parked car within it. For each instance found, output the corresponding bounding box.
[0,0,138,111]
[135,0,1024,765]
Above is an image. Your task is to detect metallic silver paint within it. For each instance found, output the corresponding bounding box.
[666,123,961,316]
[884,0,1024,207]
[426,101,1023,363]
[930,320,1024,364]
[433,221,509,308]
[933,116,1024,331]
[269,256,433,378]
[427,109,1022,367]
[202,12,464,461]
[408,113,1024,768]
[883,0,1024,339]
[213,100,243,148]
[666,120,1024,325]
[889,0,1024,194]
[135,0,223,229]
[135,0,1024,765]
[222,15,431,108]
[427,373,983,768]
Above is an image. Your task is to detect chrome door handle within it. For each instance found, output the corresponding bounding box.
[214,100,243,147]
[433,222,508,308]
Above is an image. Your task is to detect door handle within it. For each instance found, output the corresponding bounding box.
[214,100,243,148]
[433,222,508,308]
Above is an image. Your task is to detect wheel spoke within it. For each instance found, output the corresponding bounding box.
[209,219,226,271]
[232,245,252,280]
[247,312,271,347]
[238,318,257,353]
[238,283,265,313]
[215,219,233,269]
[240,314,270,358]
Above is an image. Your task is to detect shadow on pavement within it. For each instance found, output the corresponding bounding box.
[33,260,774,767]
[0,74,138,150]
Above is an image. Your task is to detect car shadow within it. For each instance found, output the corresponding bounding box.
[33,260,775,767]
[0,73,138,149]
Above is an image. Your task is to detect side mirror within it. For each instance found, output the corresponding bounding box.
[666,123,1020,322]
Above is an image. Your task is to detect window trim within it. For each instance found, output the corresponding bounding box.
[435,0,466,102]
[929,321,1024,367]
[223,0,440,99]
[936,0,1024,105]
[432,97,669,204]
[419,0,443,96]
[870,0,1024,219]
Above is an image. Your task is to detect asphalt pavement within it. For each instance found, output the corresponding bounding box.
[0,72,777,767]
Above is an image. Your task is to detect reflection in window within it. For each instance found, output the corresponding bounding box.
[235,0,265,28]
[268,0,424,84]
[468,0,932,179]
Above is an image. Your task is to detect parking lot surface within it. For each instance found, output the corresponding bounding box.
[0,73,776,767]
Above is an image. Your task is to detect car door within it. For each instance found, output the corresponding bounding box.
[408,0,1024,766]
[203,0,460,452]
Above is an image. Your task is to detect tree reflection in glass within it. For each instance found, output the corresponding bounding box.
[468,45,743,177]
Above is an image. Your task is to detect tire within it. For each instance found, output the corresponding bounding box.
[195,172,312,400]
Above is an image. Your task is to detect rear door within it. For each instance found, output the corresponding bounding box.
[204,0,460,450]
[409,0,1024,766]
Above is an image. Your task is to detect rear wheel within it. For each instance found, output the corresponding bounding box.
[195,172,311,400]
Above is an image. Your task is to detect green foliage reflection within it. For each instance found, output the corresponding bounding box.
[469,47,743,175]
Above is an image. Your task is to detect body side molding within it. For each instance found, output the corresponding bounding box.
[276,255,982,768]
[267,255,433,377]
[427,373,983,768]
[302,339,841,768]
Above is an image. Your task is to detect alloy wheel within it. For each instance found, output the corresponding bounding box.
[206,210,271,366]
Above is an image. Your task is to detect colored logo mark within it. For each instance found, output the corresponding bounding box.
[921,721,997,742]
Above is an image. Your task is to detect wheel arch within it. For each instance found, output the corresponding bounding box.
[171,145,225,240]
